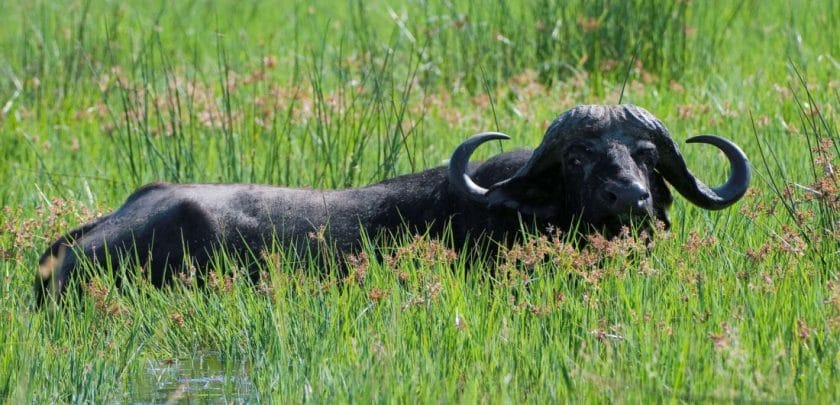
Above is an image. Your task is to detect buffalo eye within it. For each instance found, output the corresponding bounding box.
[633,147,658,167]
[566,144,596,166]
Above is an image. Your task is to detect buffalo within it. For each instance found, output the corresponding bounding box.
[36,104,750,305]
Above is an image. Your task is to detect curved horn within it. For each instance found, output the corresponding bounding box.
[448,132,511,203]
[659,135,751,210]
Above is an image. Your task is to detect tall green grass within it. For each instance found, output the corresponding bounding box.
[1,0,837,402]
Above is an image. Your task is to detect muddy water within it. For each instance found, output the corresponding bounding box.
[130,353,256,403]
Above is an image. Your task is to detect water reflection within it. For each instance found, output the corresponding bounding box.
[131,353,255,403]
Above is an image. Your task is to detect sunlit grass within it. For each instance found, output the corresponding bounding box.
[1,0,837,402]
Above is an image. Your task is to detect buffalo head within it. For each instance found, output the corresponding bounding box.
[448,104,750,236]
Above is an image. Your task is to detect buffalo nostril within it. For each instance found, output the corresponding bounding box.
[603,182,649,211]
[626,185,650,206]
[634,190,651,208]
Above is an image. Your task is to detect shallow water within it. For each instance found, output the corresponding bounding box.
[129,353,255,403]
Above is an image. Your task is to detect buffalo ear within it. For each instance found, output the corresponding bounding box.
[485,175,562,218]
[650,172,673,229]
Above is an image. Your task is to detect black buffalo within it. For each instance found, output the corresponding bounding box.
[36,104,750,304]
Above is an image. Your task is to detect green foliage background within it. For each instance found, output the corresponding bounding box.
[0,0,837,402]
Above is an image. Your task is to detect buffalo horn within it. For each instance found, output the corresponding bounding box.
[658,134,751,210]
[448,132,511,203]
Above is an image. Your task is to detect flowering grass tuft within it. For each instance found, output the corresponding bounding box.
[0,0,837,402]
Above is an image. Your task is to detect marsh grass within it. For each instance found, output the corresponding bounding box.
[1,0,838,402]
